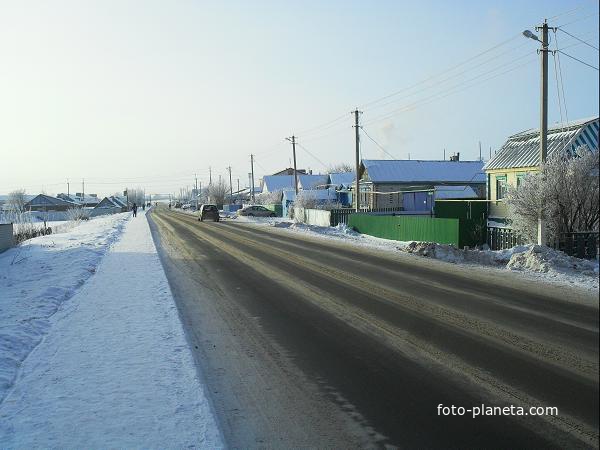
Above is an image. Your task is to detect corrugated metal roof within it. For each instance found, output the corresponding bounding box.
[298,174,329,189]
[362,160,485,184]
[434,185,479,199]
[484,117,599,170]
[262,175,295,192]
[329,172,356,188]
[282,188,337,202]
[25,194,73,207]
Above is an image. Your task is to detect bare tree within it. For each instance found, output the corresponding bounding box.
[208,179,228,205]
[327,163,353,173]
[7,189,27,212]
[506,147,599,242]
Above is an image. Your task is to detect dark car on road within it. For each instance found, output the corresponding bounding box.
[198,204,220,222]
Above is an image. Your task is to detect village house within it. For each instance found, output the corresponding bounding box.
[356,159,485,210]
[484,116,599,226]
[57,192,101,207]
[24,194,74,212]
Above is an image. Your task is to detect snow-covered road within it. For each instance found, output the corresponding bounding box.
[0,210,222,448]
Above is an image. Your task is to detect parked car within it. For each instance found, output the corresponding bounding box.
[237,205,276,217]
[198,204,220,222]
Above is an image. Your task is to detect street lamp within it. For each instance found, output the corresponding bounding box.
[522,30,541,42]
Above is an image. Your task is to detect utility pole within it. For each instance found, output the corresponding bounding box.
[286,135,299,195]
[538,20,550,245]
[537,20,552,245]
[353,109,362,211]
[209,167,212,186]
[523,20,554,245]
[237,178,240,193]
[82,179,85,207]
[250,155,256,203]
[479,141,482,161]
[67,179,70,197]
[227,166,233,202]
[443,148,446,160]
[195,173,198,192]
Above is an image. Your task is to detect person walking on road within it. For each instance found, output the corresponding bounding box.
[132,202,138,217]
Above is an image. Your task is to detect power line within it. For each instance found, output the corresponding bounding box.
[362,52,537,126]
[548,2,588,20]
[558,10,599,28]
[296,143,330,170]
[360,127,397,159]
[558,27,600,51]
[556,49,599,71]
[359,33,523,110]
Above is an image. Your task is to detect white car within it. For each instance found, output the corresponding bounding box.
[237,205,276,217]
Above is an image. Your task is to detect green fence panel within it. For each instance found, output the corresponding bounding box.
[264,204,283,217]
[434,200,487,221]
[348,214,461,246]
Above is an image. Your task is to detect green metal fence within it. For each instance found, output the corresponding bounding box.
[264,204,283,217]
[348,214,485,247]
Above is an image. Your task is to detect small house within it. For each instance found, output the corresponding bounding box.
[484,116,599,225]
[357,159,485,210]
[24,194,74,212]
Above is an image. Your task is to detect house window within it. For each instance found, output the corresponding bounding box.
[496,175,507,200]
[516,173,527,189]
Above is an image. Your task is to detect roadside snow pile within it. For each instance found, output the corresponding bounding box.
[0,210,222,448]
[0,213,128,403]
[403,242,599,277]
[506,245,598,276]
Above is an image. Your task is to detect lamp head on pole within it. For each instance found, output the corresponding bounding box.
[522,30,541,42]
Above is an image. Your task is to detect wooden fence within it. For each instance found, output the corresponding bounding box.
[486,227,526,251]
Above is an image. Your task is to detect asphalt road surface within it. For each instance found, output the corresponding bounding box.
[148,207,599,449]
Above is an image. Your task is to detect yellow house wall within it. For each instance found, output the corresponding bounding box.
[486,166,539,219]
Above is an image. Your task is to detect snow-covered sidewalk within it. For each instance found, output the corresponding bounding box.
[0,210,222,448]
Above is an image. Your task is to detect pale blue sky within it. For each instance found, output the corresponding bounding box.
[0,0,598,196]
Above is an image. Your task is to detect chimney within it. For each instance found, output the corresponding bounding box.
[449,152,460,162]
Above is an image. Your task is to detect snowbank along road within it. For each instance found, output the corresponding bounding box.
[0,210,222,448]
[149,207,599,449]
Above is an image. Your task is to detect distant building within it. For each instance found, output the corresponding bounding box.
[261,175,296,193]
[94,196,128,212]
[57,192,100,207]
[271,168,307,176]
[357,159,485,210]
[297,174,329,190]
[24,194,74,212]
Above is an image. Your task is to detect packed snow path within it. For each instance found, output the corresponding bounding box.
[0,210,222,448]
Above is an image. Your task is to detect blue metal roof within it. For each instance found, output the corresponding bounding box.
[262,175,295,193]
[298,174,329,190]
[484,117,599,170]
[329,172,356,189]
[434,185,480,199]
[362,160,485,184]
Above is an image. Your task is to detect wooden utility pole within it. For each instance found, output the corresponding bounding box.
[250,154,255,203]
[353,110,362,211]
[227,166,233,202]
[286,136,299,195]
